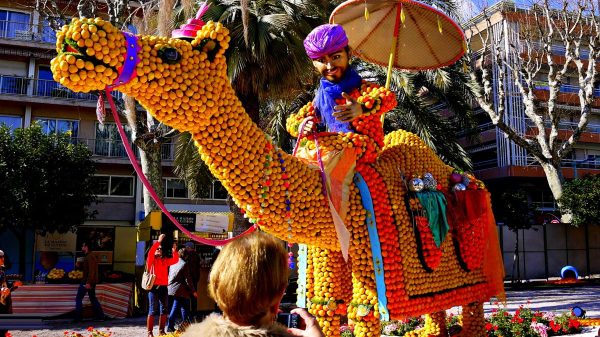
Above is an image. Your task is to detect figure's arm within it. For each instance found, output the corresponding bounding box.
[286,101,319,138]
[146,241,160,267]
[354,82,397,119]
[168,243,179,265]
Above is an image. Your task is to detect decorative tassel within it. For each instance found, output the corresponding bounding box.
[400,5,406,25]
[437,16,443,34]
[96,91,106,125]
[288,243,295,269]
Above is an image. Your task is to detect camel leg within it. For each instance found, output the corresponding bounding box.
[404,311,447,337]
[457,301,485,337]
[307,247,351,337]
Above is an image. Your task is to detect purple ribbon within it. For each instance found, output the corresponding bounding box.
[107,32,140,89]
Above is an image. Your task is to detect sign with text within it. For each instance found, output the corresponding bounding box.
[36,231,77,252]
[195,213,231,233]
[162,212,196,232]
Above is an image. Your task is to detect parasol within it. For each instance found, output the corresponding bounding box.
[330,0,466,88]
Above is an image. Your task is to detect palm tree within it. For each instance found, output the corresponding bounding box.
[203,0,324,122]
[175,0,479,233]
[173,0,325,232]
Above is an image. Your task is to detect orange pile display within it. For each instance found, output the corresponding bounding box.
[51,18,504,337]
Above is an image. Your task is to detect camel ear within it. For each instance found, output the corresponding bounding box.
[193,36,223,61]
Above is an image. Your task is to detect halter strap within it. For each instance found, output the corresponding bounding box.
[107,32,140,90]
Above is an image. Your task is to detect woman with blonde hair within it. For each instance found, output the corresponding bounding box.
[183,231,323,337]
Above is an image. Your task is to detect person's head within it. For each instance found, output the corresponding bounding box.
[154,244,163,258]
[178,248,188,261]
[304,24,351,82]
[81,242,90,254]
[0,250,4,266]
[184,241,195,251]
[209,231,289,326]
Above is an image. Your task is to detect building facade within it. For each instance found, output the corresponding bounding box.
[464,1,600,280]
[0,1,229,282]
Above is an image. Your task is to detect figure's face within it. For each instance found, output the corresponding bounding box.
[81,244,89,254]
[155,246,163,257]
[312,48,350,82]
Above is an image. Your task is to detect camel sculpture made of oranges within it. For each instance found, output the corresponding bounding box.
[51,16,504,337]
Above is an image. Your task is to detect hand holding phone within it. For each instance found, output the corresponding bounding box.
[277,312,299,328]
[286,308,325,337]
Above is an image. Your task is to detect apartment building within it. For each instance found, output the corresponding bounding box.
[0,1,230,281]
[464,1,600,280]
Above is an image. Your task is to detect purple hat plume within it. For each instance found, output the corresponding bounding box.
[303,24,349,60]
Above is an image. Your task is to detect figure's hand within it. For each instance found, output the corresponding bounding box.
[333,92,363,123]
[158,234,166,243]
[193,292,198,298]
[300,116,317,137]
[287,308,325,337]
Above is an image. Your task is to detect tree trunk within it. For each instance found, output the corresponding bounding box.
[139,143,164,215]
[512,231,521,283]
[227,195,252,235]
[8,227,26,276]
[539,161,568,221]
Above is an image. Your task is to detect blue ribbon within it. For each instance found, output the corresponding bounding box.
[354,173,389,321]
[296,244,308,308]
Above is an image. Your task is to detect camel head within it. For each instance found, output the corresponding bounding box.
[51,11,233,132]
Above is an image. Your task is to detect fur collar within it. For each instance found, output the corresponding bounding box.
[182,313,294,337]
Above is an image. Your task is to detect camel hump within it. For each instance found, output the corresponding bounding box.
[379,129,454,184]
[383,129,428,150]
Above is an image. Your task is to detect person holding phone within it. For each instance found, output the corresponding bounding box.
[182,232,324,337]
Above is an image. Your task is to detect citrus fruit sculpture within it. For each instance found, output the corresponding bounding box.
[51,15,504,337]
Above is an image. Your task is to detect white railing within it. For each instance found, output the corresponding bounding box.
[0,75,123,102]
[72,138,175,161]
[523,41,591,60]
[473,159,498,170]
[0,21,55,43]
[533,81,600,96]
[524,117,600,134]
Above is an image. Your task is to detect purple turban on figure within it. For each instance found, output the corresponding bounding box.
[303,24,349,60]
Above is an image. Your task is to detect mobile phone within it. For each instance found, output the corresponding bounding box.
[277,312,299,328]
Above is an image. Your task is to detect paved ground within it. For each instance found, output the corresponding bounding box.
[3,285,600,337]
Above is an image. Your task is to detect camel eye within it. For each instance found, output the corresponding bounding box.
[158,47,181,64]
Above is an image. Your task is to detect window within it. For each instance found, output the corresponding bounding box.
[164,178,188,198]
[0,115,22,130]
[212,181,228,200]
[0,10,30,40]
[95,123,131,157]
[41,17,64,43]
[92,175,134,197]
[37,65,58,97]
[35,117,79,137]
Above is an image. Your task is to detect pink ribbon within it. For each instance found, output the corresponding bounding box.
[102,90,257,246]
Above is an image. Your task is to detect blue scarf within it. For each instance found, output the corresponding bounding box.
[314,67,362,133]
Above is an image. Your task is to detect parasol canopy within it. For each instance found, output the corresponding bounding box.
[330,0,466,72]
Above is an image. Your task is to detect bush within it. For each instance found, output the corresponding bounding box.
[486,304,581,337]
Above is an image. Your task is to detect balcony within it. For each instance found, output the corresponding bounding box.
[0,75,122,104]
[533,81,600,97]
[73,138,175,161]
[524,117,600,134]
[0,21,55,45]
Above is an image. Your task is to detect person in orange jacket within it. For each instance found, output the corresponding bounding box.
[146,234,178,337]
